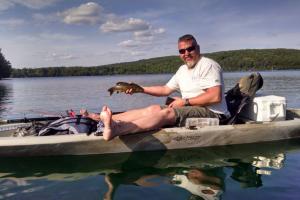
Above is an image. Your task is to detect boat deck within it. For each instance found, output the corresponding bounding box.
[0,109,300,157]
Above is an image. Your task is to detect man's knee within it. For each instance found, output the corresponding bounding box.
[160,107,176,122]
[145,104,162,115]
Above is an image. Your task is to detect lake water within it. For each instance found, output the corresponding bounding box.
[0,70,300,199]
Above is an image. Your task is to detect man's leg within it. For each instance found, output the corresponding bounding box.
[81,105,162,122]
[112,104,162,122]
[100,106,176,141]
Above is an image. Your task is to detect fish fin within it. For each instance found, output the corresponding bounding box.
[108,88,113,96]
[116,82,129,85]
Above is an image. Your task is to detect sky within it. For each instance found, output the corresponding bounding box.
[0,0,299,69]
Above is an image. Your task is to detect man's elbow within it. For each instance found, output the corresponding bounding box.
[206,86,222,104]
[211,95,222,104]
[163,86,173,96]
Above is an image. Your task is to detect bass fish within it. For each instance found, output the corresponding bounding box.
[108,82,144,95]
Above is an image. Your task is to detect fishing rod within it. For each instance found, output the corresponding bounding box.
[0,116,60,124]
[0,111,124,124]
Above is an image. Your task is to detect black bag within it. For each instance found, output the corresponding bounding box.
[14,121,49,137]
[225,72,263,124]
[38,116,98,136]
[14,116,98,137]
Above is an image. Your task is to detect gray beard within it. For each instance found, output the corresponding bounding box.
[186,60,197,69]
[186,56,201,69]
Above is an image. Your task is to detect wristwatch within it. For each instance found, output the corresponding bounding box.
[184,98,191,106]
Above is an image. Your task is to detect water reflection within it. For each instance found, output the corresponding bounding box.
[0,83,11,117]
[0,139,299,200]
[171,169,224,200]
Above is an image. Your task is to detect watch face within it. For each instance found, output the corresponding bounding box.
[185,99,190,106]
[165,97,175,105]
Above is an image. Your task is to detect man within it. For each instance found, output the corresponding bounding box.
[86,34,228,141]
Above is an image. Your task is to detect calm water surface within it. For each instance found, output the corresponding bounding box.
[0,70,300,199]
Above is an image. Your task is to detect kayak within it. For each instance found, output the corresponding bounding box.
[0,108,300,157]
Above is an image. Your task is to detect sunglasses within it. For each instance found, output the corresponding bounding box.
[178,45,196,54]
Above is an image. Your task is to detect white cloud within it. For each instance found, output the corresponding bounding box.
[59,2,104,25]
[46,53,78,61]
[118,40,141,48]
[133,28,165,41]
[15,0,59,9]
[39,33,82,41]
[0,18,25,27]
[13,33,82,43]
[153,28,165,34]
[130,51,145,56]
[118,27,166,50]
[100,17,150,33]
[32,13,59,23]
[30,2,165,52]
[0,1,14,11]
[0,0,59,10]
[134,30,152,38]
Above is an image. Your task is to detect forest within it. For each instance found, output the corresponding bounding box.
[8,48,300,78]
[0,49,12,79]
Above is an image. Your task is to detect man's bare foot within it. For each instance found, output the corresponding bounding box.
[80,109,89,117]
[80,109,101,121]
[100,106,114,141]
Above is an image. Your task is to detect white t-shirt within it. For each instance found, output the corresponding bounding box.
[166,56,228,115]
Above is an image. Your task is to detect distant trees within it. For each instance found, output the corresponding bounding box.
[10,48,300,78]
[11,56,183,77]
[0,49,12,79]
[207,48,300,71]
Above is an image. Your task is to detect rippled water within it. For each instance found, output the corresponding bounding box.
[1,140,300,200]
[1,70,300,199]
[1,70,300,119]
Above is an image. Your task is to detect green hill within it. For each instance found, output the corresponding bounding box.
[206,48,300,71]
[11,48,300,77]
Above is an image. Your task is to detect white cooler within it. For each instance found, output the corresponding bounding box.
[242,95,286,122]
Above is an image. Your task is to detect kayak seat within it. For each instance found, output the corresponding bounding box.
[223,72,264,125]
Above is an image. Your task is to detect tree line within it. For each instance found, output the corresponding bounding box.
[8,48,300,78]
[0,49,12,79]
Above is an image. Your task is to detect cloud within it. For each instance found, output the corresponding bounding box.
[100,17,150,33]
[39,33,82,41]
[32,13,59,23]
[0,0,59,10]
[118,27,166,50]
[134,30,152,38]
[134,28,165,40]
[13,32,82,43]
[59,2,104,25]
[0,18,25,27]
[153,28,165,34]
[118,40,144,48]
[130,51,145,56]
[46,53,78,61]
[0,1,14,11]
[56,2,165,50]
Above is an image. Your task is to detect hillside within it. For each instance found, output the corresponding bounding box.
[11,48,300,77]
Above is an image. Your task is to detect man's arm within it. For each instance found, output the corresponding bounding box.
[189,85,222,105]
[143,85,174,97]
[169,85,222,108]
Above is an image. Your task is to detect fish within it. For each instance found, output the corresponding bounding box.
[108,82,144,95]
